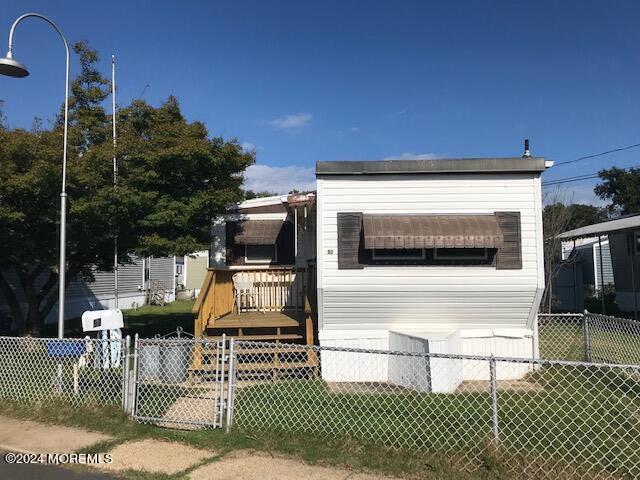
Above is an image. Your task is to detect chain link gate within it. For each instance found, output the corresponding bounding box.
[131,336,229,429]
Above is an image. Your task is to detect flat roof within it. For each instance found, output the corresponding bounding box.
[558,214,640,240]
[316,157,552,176]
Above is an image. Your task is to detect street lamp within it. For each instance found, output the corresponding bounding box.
[0,13,70,339]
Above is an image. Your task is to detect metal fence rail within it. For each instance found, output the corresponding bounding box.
[228,340,640,479]
[0,335,128,407]
[538,312,640,364]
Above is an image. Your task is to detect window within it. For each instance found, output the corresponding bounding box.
[372,248,426,260]
[433,248,489,260]
[175,264,184,275]
[245,244,277,264]
[635,232,640,255]
[368,247,495,266]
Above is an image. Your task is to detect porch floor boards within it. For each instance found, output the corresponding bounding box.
[210,310,305,329]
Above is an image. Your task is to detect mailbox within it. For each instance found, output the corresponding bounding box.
[81,309,124,332]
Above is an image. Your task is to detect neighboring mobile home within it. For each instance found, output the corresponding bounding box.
[558,214,640,317]
[315,157,553,391]
[0,255,178,330]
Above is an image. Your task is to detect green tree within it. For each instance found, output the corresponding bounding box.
[595,167,640,216]
[542,203,607,234]
[0,43,253,334]
[244,190,279,200]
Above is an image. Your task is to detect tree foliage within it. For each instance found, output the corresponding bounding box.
[0,42,253,334]
[542,203,607,235]
[595,167,640,216]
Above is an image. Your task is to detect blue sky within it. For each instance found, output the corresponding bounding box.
[1,1,640,202]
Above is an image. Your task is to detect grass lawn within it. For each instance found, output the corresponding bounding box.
[121,300,195,338]
[1,364,638,479]
[539,319,640,364]
[232,365,640,479]
[41,299,196,339]
[0,398,510,480]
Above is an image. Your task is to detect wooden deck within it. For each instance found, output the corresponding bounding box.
[191,267,318,373]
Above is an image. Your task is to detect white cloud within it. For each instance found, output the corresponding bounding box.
[268,113,312,129]
[241,142,262,152]
[243,164,316,194]
[542,182,607,207]
[350,126,360,132]
[384,152,443,161]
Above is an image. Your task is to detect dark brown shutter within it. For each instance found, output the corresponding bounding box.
[495,212,522,269]
[337,212,364,269]
[225,222,245,266]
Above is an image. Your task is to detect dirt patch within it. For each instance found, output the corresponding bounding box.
[96,439,213,475]
[157,395,220,430]
[0,415,112,454]
[189,450,396,480]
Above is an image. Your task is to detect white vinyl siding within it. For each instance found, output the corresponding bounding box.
[593,240,614,289]
[317,173,544,334]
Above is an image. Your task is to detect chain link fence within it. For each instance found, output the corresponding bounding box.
[0,335,128,407]
[228,340,640,479]
[538,313,640,364]
[1,323,639,479]
[133,337,226,429]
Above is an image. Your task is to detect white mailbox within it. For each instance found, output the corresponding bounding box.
[81,309,124,332]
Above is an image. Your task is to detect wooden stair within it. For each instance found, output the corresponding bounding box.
[190,268,318,375]
[206,334,303,341]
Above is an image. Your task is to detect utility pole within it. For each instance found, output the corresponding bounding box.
[112,54,118,309]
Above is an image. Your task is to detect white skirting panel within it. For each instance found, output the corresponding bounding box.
[318,331,389,382]
[319,327,534,393]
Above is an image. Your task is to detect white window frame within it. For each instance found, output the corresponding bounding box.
[434,247,489,260]
[245,244,277,264]
[372,248,426,261]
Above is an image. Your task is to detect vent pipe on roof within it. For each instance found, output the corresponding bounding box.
[522,139,531,158]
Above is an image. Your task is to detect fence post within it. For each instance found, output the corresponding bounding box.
[582,315,592,362]
[128,333,139,417]
[489,356,500,449]
[225,338,236,433]
[217,334,226,428]
[122,335,131,412]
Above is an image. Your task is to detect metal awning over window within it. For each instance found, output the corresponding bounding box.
[234,220,285,245]
[363,214,504,249]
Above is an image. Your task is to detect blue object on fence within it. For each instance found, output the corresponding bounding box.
[46,340,86,357]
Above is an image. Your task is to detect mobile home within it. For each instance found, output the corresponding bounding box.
[315,157,553,391]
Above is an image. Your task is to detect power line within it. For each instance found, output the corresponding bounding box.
[542,162,640,187]
[542,174,599,186]
[555,142,640,166]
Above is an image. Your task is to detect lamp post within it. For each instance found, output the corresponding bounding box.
[0,13,70,339]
